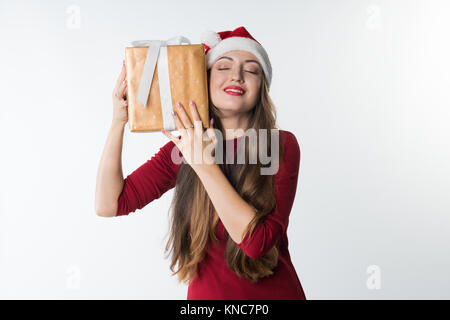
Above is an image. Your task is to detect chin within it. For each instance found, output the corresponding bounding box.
[215,101,245,112]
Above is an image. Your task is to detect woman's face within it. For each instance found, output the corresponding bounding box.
[209,50,263,114]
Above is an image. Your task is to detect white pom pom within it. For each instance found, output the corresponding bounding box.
[201,30,221,48]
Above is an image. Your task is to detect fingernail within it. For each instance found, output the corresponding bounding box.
[189,100,194,106]
[172,110,176,116]
[176,102,181,109]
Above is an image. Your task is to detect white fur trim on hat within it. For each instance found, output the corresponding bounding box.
[201,30,222,49]
[205,36,272,88]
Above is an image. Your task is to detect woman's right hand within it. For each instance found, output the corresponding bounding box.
[112,60,128,126]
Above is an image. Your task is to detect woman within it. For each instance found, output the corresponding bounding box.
[95,26,306,300]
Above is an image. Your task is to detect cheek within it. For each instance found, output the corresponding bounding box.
[209,73,226,94]
[211,71,226,84]
[248,81,261,98]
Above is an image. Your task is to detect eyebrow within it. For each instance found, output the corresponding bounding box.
[216,56,262,69]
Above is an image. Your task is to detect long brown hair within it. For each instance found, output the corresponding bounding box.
[164,70,285,284]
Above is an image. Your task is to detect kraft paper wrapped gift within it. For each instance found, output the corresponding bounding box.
[125,37,210,132]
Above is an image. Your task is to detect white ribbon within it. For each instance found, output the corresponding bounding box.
[130,36,191,131]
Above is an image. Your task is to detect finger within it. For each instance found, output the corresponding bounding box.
[189,100,203,136]
[116,63,126,85]
[206,118,218,145]
[122,80,128,100]
[175,102,193,130]
[118,99,128,108]
[161,129,180,147]
[113,70,126,98]
[172,111,188,140]
[118,78,127,97]
[115,62,126,91]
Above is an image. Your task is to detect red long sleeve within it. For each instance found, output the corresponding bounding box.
[236,131,300,259]
[116,139,182,216]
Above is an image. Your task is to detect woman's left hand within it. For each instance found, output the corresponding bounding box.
[162,100,218,171]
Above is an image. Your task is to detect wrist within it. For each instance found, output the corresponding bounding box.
[111,120,126,130]
[192,162,219,178]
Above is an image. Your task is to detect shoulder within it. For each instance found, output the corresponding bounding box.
[275,130,301,178]
[279,130,300,161]
[280,129,299,144]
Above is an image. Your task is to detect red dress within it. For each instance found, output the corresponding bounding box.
[116,130,306,300]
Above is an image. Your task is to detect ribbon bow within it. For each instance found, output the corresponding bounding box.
[130,35,191,130]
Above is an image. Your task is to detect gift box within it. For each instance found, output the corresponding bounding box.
[125,37,210,132]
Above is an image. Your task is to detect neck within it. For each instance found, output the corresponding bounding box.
[219,112,251,140]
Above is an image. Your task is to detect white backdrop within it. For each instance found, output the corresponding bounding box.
[1,0,449,299]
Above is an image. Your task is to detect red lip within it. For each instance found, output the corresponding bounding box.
[224,85,245,96]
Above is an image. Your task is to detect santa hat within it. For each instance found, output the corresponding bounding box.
[201,26,272,88]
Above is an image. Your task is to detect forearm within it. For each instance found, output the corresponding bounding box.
[194,164,256,244]
[95,121,126,216]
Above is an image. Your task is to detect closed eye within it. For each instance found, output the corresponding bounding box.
[218,68,257,74]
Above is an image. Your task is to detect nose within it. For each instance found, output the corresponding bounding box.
[231,65,244,83]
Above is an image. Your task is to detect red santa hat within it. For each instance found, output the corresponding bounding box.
[201,26,272,89]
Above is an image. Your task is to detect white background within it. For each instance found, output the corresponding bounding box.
[1,0,449,299]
